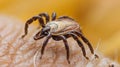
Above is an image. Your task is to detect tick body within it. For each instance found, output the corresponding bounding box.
[46,19,79,35]
[21,12,98,64]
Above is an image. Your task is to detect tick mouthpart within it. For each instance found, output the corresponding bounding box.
[34,34,45,40]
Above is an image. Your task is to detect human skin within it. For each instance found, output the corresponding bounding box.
[0,16,119,67]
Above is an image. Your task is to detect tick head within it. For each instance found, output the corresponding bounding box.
[34,26,50,40]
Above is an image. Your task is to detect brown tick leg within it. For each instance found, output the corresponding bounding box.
[70,33,89,60]
[39,12,50,23]
[40,34,51,59]
[57,16,74,21]
[74,31,99,58]
[21,16,44,38]
[51,12,56,21]
[60,35,70,64]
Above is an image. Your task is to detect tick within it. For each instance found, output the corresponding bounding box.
[21,12,98,63]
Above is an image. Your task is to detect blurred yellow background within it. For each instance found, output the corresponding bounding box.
[0,0,120,63]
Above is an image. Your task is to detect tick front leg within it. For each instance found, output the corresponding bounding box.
[40,34,51,59]
[60,35,70,64]
[39,12,50,23]
[21,16,44,38]
[51,12,56,21]
[70,33,89,60]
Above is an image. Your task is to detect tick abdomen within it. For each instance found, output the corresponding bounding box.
[46,19,80,35]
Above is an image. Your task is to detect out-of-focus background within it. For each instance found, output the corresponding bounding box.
[0,0,120,63]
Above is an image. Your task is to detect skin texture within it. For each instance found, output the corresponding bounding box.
[0,15,119,67]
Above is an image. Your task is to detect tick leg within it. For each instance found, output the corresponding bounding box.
[51,12,56,21]
[57,16,74,21]
[40,33,51,59]
[70,33,89,60]
[39,12,50,23]
[60,35,70,64]
[21,16,44,38]
[73,31,99,58]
